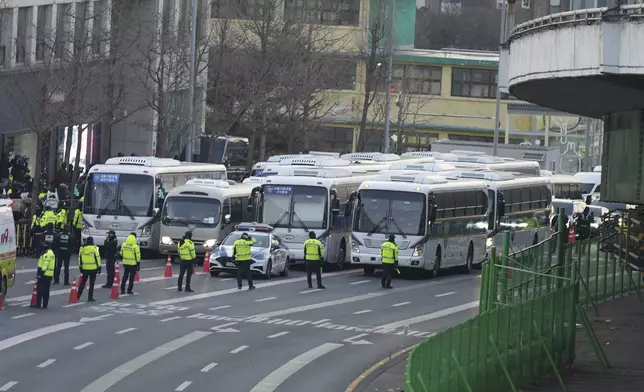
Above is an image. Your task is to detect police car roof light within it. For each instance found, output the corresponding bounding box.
[235,223,274,232]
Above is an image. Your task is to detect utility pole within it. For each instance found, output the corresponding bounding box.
[185,0,198,162]
[383,0,396,153]
[493,0,508,157]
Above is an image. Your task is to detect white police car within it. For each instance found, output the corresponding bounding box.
[209,223,290,278]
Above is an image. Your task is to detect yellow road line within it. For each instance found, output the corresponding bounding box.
[345,344,418,392]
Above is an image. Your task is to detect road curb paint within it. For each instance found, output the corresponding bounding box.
[344,344,417,392]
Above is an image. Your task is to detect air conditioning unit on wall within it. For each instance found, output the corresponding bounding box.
[521,0,531,9]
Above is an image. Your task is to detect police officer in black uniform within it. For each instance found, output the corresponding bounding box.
[41,223,56,261]
[53,224,72,285]
[576,207,593,253]
[102,230,119,288]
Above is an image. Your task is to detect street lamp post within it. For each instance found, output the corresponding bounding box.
[493,0,509,157]
[383,0,396,153]
[185,0,198,162]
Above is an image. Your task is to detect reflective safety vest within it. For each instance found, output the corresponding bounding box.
[39,250,56,277]
[381,241,398,264]
[303,238,323,261]
[56,209,68,227]
[39,211,57,228]
[120,240,141,266]
[31,214,40,229]
[233,237,257,261]
[178,239,196,261]
[73,209,83,229]
[79,245,101,271]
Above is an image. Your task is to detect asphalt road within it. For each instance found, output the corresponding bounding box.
[1,257,481,392]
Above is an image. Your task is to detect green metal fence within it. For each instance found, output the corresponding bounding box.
[405,210,643,392]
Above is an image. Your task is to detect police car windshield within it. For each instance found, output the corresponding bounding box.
[222,233,270,248]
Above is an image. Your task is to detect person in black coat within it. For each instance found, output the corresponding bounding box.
[102,230,119,288]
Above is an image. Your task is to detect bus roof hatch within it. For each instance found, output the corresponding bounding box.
[446,170,515,181]
[104,156,181,167]
[185,179,231,188]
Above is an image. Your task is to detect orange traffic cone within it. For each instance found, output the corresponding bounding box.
[135,271,140,282]
[202,252,210,273]
[29,281,38,308]
[163,256,173,278]
[68,277,79,304]
[115,263,120,281]
[110,274,120,299]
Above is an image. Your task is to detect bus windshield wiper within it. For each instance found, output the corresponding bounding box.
[367,216,388,236]
[97,198,116,219]
[119,200,136,221]
[272,211,289,227]
[291,211,309,232]
[388,216,408,239]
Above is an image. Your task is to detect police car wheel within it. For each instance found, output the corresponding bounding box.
[279,258,289,277]
[265,260,273,279]
[210,271,220,277]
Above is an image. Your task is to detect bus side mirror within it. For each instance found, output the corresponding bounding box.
[331,198,340,215]
[498,200,506,217]
[153,208,160,218]
[224,214,231,224]
[429,204,437,222]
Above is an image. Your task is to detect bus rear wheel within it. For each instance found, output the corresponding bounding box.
[460,243,474,274]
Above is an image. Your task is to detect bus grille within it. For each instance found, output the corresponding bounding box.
[363,239,411,249]
[94,221,139,231]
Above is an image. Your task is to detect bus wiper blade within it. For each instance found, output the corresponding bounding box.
[388,217,407,239]
[272,211,289,227]
[291,212,309,232]
[119,200,136,221]
[367,216,387,236]
[97,198,117,219]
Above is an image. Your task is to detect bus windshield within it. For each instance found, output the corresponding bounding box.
[162,196,221,227]
[261,185,328,230]
[581,183,595,194]
[84,173,154,217]
[354,190,426,236]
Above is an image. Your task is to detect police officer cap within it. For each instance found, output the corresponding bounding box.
[309,231,316,239]
[185,231,193,239]
[388,234,395,242]
[86,236,94,245]
[241,232,249,239]
[108,230,116,235]
[130,232,137,238]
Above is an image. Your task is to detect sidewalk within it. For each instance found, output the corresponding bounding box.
[528,294,644,392]
[350,350,407,392]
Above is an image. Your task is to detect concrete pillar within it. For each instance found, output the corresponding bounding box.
[48,4,58,63]
[26,6,37,65]
[86,0,94,55]
[8,7,17,68]
[504,112,510,144]
[66,2,76,58]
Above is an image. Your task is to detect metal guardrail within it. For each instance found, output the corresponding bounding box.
[510,3,644,40]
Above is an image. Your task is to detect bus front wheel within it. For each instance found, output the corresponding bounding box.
[363,266,375,276]
[336,242,346,271]
[430,248,441,278]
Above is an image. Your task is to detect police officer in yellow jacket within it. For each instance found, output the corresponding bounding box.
[177,231,196,292]
[380,234,398,289]
[303,231,325,289]
[72,203,83,251]
[120,233,141,295]
[78,237,102,301]
[56,202,68,229]
[35,240,56,308]
[233,233,256,290]
[39,206,57,228]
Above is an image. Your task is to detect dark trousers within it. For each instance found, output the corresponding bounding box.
[37,276,52,308]
[78,271,97,300]
[121,265,137,293]
[306,261,322,287]
[105,259,116,287]
[73,228,81,250]
[236,260,254,288]
[54,251,71,284]
[178,261,193,290]
[381,264,394,288]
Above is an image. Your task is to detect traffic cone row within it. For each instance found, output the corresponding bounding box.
[163,255,173,278]
[110,271,120,299]
[29,281,38,308]
[68,277,79,304]
[202,252,210,273]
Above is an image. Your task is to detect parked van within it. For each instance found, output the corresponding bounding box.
[0,198,17,301]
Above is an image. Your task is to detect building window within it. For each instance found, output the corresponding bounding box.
[55,4,70,58]
[0,9,13,66]
[16,7,29,64]
[364,128,384,152]
[178,0,190,39]
[284,0,360,26]
[401,132,439,152]
[322,58,356,90]
[448,134,493,143]
[451,68,497,99]
[92,1,105,54]
[317,126,353,152]
[74,1,87,57]
[36,6,52,62]
[393,65,441,95]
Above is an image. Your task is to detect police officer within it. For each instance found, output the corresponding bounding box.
[56,201,68,229]
[380,234,398,289]
[35,239,56,309]
[577,207,593,252]
[72,202,83,251]
[177,231,196,292]
[120,233,141,295]
[77,236,102,302]
[303,231,325,289]
[38,223,56,260]
[39,206,57,229]
[102,230,118,288]
[53,224,72,285]
[233,233,256,290]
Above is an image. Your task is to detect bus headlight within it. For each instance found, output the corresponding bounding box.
[486,238,494,248]
[204,239,218,249]
[161,236,173,245]
[141,226,152,238]
[351,241,359,253]
[412,244,424,257]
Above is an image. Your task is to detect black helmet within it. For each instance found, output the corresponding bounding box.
[108,230,116,237]
[241,232,250,240]
[130,232,137,238]
[86,236,94,245]
[185,231,193,239]
[388,234,395,243]
[309,231,316,239]
[46,223,54,232]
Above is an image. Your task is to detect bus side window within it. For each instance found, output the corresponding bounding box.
[230,197,243,223]
[241,196,254,221]
[434,193,446,219]
[454,192,466,217]
[521,187,531,212]
[222,198,231,223]
[465,191,477,216]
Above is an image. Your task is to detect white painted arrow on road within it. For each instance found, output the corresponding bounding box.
[342,333,373,345]
[210,322,240,333]
[79,314,114,323]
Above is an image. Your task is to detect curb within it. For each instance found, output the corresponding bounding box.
[345,344,417,392]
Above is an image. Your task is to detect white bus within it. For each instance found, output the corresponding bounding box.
[543,174,583,200]
[351,172,489,276]
[441,155,542,177]
[159,179,256,259]
[250,152,340,176]
[247,167,379,267]
[446,170,552,254]
[82,156,227,252]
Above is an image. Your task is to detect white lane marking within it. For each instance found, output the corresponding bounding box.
[208,305,231,311]
[375,301,479,330]
[299,289,322,294]
[255,297,277,302]
[342,333,373,345]
[0,382,18,391]
[115,328,137,335]
[267,331,290,339]
[79,331,211,392]
[175,381,192,391]
[350,280,371,285]
[200,363,218,372]
[249,343,343,392]
[74,342,94,350]
[220,278,233,281]
[165,286,179,290]
[391,302,411,307]
[37,358,56,368]
[311,319,331,325]
[247,275,479,319]
[11,313,35,319]
[24,280,36,285]
[150,270,358,305]
[62,303,85,308]
[230,345,248,354]
[352,310,372,315]
[0,322,83,352]
[160,316,182,322]
[435,291,456,298]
